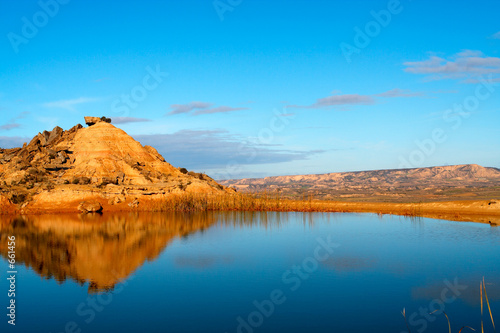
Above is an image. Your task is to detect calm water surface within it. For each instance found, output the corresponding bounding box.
[1,212,499,333]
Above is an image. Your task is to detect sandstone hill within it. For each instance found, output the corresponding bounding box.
[0,117,230,213]
[219,164,500,202]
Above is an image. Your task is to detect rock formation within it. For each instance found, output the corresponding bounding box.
[78,201,103,213]
[0,118,231,213]
[84,116,111,126]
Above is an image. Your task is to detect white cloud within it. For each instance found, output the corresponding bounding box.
[404,50,500,82]
[43,97,101,112]
[193,106,248,115]
[0,111,30,132]
[376,88,425,98]
[288,93,375,110]
[134,130,325,170]
[0,136,29,148]
[0,123,21,131]
[111,117,151,124]
[168,101,248,116]
[169,101,213,115]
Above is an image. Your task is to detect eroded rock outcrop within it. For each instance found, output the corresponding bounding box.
[78,201,103,213]
[0,118,232,213]
[84,116,111,126]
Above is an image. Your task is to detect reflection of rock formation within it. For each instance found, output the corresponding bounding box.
[0,212,218,293]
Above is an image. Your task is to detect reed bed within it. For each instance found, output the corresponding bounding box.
[143,192,346,213]
[128,192,484,224]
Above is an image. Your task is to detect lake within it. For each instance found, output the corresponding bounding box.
[1,212,499,333]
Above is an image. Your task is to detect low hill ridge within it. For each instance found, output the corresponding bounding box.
[219,164,500,202]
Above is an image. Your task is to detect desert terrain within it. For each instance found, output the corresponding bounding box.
[219,164,500,202]
[0,118,499,224]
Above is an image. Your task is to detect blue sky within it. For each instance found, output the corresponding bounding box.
[1,0,499,179]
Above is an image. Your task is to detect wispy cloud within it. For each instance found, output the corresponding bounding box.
[43,97,101,112]
[169,101,213,115]
[433,89,459,94]
[376,88,425,98]
[0,124,21,131]
[168,101,249,116]
[193,106,248,115]
[0,136,29,148]
[403,50,500,82]
[111,117,152,124]
[0,111,29,132]
[134,130,325,169]
[287,92,375,110]
[491,31,500,39]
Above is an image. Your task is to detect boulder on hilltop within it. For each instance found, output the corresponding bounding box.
[85,116,111,126]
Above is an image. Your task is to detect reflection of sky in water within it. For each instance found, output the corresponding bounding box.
[0,212,499,333]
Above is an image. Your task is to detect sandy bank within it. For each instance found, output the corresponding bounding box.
[1,192,498,225]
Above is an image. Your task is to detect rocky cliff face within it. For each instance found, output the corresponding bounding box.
[0,118,230,213]
[219,164,500,202]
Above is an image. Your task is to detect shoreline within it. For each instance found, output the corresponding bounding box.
[1,193,498,225]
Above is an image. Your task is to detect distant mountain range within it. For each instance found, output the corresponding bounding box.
[219,164,500,202]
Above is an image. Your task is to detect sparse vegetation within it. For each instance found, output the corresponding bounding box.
[100,116,112,123]
[141,192,346,213]
[9,192,28,204]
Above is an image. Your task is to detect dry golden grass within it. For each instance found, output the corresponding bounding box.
[482,277,496,333]
[130,192,500,225]
[142,192,342,213]
[2,190,499,224]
